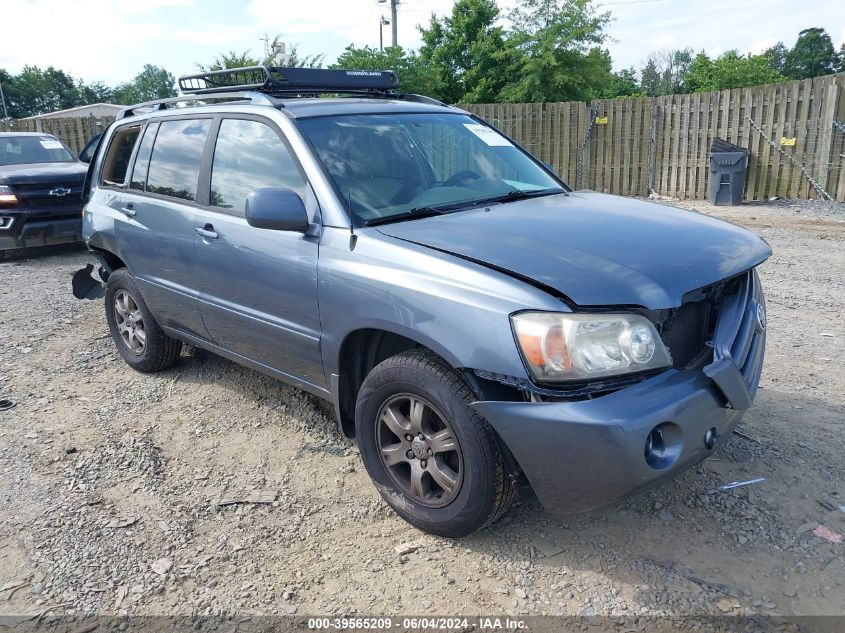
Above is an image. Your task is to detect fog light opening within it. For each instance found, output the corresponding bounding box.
[644,422,682,470]
[0,217,14,230]
[704,427,718,450]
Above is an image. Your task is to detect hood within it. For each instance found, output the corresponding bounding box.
[376,192,772,309]
[0,161,88,185]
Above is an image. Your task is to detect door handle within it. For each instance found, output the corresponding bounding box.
[195,224,219,240]
[119,203,135,217]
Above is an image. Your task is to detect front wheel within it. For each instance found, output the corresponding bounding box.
[355,350,514,537]
[104,269,181,373]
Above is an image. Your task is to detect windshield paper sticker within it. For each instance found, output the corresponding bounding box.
[40,139,64,149]
[463,123,512,147]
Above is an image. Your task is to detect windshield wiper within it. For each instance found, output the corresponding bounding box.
[365,206,450,227]
[365,188,564,227]
[469,187,564,207]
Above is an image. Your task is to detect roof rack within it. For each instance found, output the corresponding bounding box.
[116,66,447,119]
[117,91,279,119]
[177,66,401,97]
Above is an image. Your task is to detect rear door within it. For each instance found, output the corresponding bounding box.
[192,116,325,388]
[108,117,212,338]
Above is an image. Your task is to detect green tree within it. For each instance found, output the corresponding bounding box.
[4,66,82,117]
[418,0,516,103]
[112,64,176,105]
[331,45,441,98]
[201,50,260,71]
[639,49,693,96]
[763,42,789,75]
[500,0,612,103]
[198,36,324,72]
[784,27,839,79]
[683,51,784,92]
[597,67,642,99]
[77,80,113,104]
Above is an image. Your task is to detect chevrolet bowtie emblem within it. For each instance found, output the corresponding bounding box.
[49,187,72,197]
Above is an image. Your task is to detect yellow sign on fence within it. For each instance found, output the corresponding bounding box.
[780,137,797,146]
[596,116,609,125]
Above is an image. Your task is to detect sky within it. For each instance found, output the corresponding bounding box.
[0,0,843,87]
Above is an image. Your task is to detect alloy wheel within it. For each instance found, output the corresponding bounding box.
[376,393,463,508]
[113,289,146,355]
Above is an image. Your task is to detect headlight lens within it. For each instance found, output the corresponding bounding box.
[511,312,672,383]
[0,185,18,204]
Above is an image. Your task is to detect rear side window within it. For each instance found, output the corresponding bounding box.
[129,123,158,191]
[210,118,306,213]
[146,119,211,202]
[100,126,141,187]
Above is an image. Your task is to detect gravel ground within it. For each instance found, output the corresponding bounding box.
[0,199,843,623]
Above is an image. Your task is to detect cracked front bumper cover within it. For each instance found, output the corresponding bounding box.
[472,368,749,515]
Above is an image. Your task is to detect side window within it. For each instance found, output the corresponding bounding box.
[100,126,141,187]
[210,118,306,213]
[129,122,158,191]
[146,119,211,202]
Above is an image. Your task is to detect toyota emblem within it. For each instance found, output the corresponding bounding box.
[755,303,766,332]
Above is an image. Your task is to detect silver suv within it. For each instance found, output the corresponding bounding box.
[74,67,771,536]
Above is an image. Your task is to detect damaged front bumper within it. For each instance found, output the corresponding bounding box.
[472,368,750,515]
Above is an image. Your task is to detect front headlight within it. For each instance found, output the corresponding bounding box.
[0,185,18,205]
[511,311,672,383]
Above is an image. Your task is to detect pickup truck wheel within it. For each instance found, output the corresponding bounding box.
[355,349,514,537]
[104,269,181,373]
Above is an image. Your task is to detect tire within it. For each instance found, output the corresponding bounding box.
[355,349,515,537]
[104,268,181,373]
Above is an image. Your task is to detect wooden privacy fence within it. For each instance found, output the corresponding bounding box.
[0,115,112,155]
[464,73,845,202]
[2,73,844,201]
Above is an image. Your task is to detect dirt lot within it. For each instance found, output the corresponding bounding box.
[0,199,843,622]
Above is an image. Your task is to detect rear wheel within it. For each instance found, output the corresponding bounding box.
[355,349,514,537]
[104,269,181,373]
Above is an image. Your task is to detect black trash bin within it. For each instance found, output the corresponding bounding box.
[708,138,749,206]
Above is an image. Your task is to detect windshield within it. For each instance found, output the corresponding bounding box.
[297,113,565,223]
[0,135,75,166]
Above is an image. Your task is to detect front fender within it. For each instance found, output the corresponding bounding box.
[317,227,565,378]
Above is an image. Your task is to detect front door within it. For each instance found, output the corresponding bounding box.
[192,116,325,388]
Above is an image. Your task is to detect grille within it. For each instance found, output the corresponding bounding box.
[712,269,766,396]
[18,193,83,208]
[15,182,84,209]
[661,299,713,368]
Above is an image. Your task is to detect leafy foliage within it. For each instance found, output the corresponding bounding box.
[784,28,840,79]
[684,51,785,92]
[197,36,324,72]
[331,45,440,98]
[111,65,176,105]
[640,49,693,96]
[418,0,516,103]
[500,0,612,102]
[2,16,844,119]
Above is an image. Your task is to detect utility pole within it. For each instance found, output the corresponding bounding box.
[390,0,397,47]
[379,15,390,52]
[378,0,398,47]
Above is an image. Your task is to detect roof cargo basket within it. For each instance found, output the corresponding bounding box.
[178,66,401,97]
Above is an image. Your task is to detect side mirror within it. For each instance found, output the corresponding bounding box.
[79,133,101,164]
[245,187,310,232]
[541,161,554,172]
